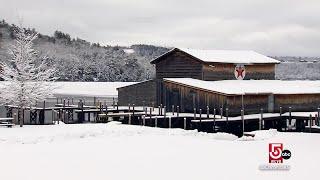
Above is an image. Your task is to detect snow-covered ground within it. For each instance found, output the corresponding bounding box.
[0,123,319,180]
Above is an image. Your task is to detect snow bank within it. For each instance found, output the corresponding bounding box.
[52,81,137,97]
[1,123,320,180]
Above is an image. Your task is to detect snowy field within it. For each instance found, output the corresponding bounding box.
[0,122,319,180]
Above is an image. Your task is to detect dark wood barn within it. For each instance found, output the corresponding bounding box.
[117,48,320,116]
[162,78,320,116]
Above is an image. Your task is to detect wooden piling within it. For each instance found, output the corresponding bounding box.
[184,117,187,130]
[260,108,263,130]
[169,117,172,128]
[155,117,158,127]
[318,107,320,125]
[160,104,163,115]
[128,114,131,125]
[309,114,312,133]
[279,106,282,131]
[199,109,202,131]
[220,107,223,119]
[13,113,17,125]
[241,109,244,136]
[206,106,209,118]
[132,104,135,117]
[164,106,166,121]
[143,115,145,126]
[158,106,161,116]
[177,106,179,118]
[213,108,216,132]
[172,105,174,115]
[289,107,292,125]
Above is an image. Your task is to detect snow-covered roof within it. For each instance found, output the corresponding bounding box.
[164,78,320,95]
[151,48,280,64]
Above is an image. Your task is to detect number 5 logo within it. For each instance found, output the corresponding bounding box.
[269,143,283,163]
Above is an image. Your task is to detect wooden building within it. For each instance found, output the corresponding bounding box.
[117,48,320,116]
[150,48,279,81]
[162,78,320,116]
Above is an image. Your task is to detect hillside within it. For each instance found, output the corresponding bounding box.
[1,19,320,81]
[0,20,169,82]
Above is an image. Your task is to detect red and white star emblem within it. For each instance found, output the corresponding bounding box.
[234,65,246,80]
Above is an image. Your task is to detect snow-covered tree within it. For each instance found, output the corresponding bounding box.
[0,24,56,126]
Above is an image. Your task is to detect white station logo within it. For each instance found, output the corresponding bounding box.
[234,64,246,80]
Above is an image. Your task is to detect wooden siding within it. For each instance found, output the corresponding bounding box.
[274,94,320,112]
[155,51,203,79]
[202,63,276,80]
[163,81,320,116]
[117,80,156,106]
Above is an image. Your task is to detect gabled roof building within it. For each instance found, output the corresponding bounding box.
[117,48,320,116]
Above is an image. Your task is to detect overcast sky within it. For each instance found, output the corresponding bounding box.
[1,0,320,56]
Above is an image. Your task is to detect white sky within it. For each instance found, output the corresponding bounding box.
[1,0,320,56]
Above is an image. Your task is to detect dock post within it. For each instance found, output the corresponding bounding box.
[172,105,174,115]
[169,117,172,128]
[193,108,196,120]
[177,106,179,118]
[226,108,229,132]
[213,108,216,132]
[207,106,209,118]
[144,107,147,116]
[160,104,163,115]
[241,109,244,136]
[13,113,17,125]
[309,114,312,133]
[152,102,154,111]
[155,117,158,127]
[149,108,152,125]
[142,101,145,112]
[199,109,202,131]
[132,104,135,117]
[128,114,131,125]
[128,104,131,112]
[318,107,320,126]
[158,106,161,116]
[260,108,263,130]
[184,117,187,130]
[143,115,145,126]
[220,107,223,119]
[279,106,282,131]
[164,106,166,123]
[289,107,292,126]
[113,97,115,108]
[116,103,119,111]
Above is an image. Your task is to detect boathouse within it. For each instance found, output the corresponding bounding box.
[117,48,320,116]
